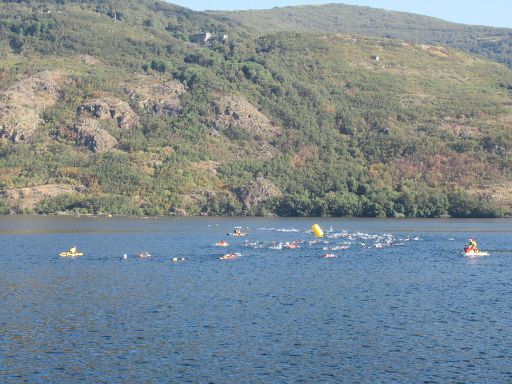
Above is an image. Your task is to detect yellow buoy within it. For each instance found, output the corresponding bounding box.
[312,224,324,238]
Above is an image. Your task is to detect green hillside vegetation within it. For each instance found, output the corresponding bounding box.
[210,4,512,68]
[0,0,511,218]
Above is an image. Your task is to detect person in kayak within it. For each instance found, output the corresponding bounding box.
[465,238,478,253]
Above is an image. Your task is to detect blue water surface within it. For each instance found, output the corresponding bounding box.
[1,216,511,383]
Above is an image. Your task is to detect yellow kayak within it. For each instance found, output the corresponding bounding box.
[59,252,84,257]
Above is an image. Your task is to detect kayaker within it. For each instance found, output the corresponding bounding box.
[465,238,478,253]
[59,246,83,257]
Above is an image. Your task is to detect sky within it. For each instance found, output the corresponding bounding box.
[168,0,512,28]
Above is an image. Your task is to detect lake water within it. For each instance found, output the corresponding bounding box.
[1,216,511,383]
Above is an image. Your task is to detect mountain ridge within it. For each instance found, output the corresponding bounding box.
[209,3,512,68]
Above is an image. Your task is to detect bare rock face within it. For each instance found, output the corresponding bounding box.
[70,96,138,151]
[212,95,282,138]
[127,75,186,115]
[236,177,282,210]
[5,184,86,211]
[78,97,139,129]
[0,71,64,142]
[0,103,41,142]
[2,70,63,110]
[169,207,189,216]
[71,118,118,153]
[254,141,279,159]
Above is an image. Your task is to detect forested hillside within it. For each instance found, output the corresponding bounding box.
[0,0,511,217]
[211,4,512,68]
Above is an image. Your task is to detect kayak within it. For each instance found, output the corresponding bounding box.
[230,233,247,237]
[464,251,489,258]
[59,252,83,257]
[216,241,229,247]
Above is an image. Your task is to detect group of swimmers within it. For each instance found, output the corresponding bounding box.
[217,227,247,259]
[64,228,481,261]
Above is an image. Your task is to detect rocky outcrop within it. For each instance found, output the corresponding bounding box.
[79,54,100,65]
[211,95,282,138]
[208,127,221,136]
[254,141,279,159]
[235,177,282,210]
[169,207,189,216]
[0,71,65,142]
[2,70,63,110]
[0,103,41,142]
[5,184,86,210]
[69,96,137,151]
[71,118,118,153]
[127,75,186,116]
[77,97,139,129]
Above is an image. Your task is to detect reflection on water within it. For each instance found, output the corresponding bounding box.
[1,216,511,383]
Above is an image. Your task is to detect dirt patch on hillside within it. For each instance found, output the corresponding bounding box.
[291,146,317,168]
[440,122,482,138]
[191,160,220,175]
[419,44,449,58]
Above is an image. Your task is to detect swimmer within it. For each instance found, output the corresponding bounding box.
[219,253,240,260]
